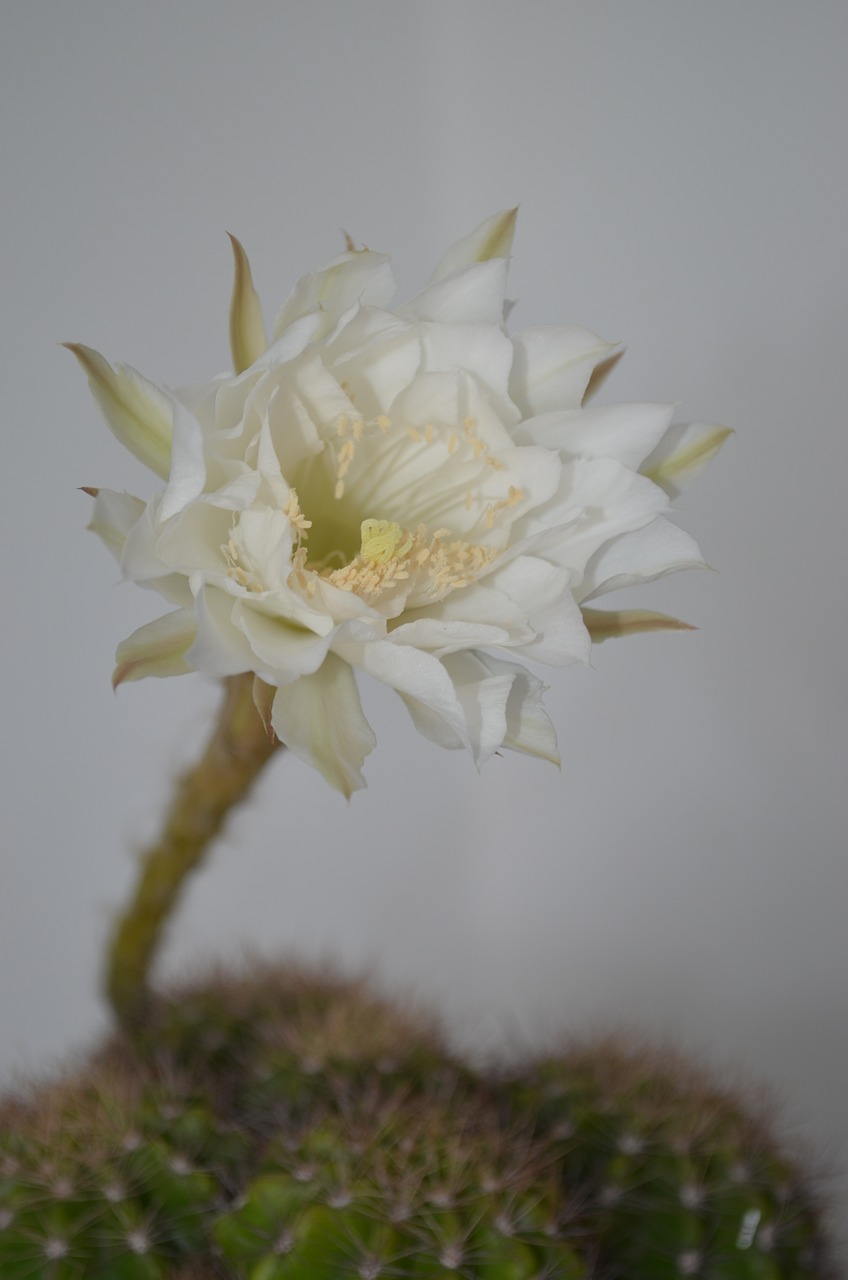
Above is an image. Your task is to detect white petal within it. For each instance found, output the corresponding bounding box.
[334,638,468,743]
[271,654,376,797]
[399,694,464,750]
[474,653,560,765]
[188,585,256,676]
[159,400,207,522]
[516,402,676,469]
[400,259,509,326]
[517,457,670,577]
[429,209,518,282]
[509,327,616,416]
[324,306,420,416]
[641,423,733,499]
[250,311,324,371]
[273,251,395,341]
[441,651,514,766]
[66,344,172,478]
[234,602,334,682]
[419,321,515,411]
[112,609,196,687]
[578,516,707,601]
[485,556,591,666]
[389,615,521,655]
[87,489,145,561]
[152,499,233,578]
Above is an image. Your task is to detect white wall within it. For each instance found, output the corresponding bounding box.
[2,0,846,1256]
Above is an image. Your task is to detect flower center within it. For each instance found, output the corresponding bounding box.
[320,518,498,606]
[291,408,523,568]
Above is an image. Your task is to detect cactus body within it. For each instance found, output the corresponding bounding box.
[0,970,834,1279]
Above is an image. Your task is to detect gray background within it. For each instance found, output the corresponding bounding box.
[2,0,846,1256]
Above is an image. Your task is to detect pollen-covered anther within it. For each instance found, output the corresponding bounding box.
[283,489,312,536]
[323,521,497,605]
[485,485,524,529]
[222,537,264,593]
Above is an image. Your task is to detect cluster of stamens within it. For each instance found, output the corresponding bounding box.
[223,408,525,606]
[322,520,498,605]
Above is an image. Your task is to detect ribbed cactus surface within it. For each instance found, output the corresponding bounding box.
[0,969,834,1279]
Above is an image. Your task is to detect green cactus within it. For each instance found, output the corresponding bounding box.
[505,1041,830,1279]
[0,970,835,1279]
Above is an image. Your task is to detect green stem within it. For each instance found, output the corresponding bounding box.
[105,673,282,1030]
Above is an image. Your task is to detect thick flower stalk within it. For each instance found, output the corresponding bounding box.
[74,210,728,796]
[71,211,728,1025]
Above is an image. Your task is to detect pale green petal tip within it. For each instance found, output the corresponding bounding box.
[583,348,625,403]
[582,607,697,643]
[227,233,268,374]
[474,206,519,262]
[643,424,733,497]
[430,208,519,282]
[65,342,173,479]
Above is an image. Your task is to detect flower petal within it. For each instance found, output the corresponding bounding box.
[578,516,707,601]
[517,457,670,577]
[582,607,695,642]
[273,250,395,341]
[398,694,465,750]
[641,423,732,499]
[66,344,172,478]
[441,651,514,766]
[112,609,196,687]
[509,327,616,416]
[87,489,145,561]
[400,259,509,326]
[473,652,560,766]
[228,233,268,374]
[516,402,676,470]
[159,400,207,522]
[484,556,591,666]
[419,321,515,411]
[271,654,376,797]
[429,208,518,282]
[234,601,334,682]
[252,675,276,738]
[334,638,468,743]
[189,585,256,677]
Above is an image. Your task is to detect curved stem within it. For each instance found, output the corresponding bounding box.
[105,673,282,1031]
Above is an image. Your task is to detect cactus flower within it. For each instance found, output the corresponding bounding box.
[73,211,728,795]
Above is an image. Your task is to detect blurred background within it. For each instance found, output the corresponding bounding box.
[2,0,846,1254]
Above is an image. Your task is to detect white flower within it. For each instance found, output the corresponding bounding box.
[72,211,729,796]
